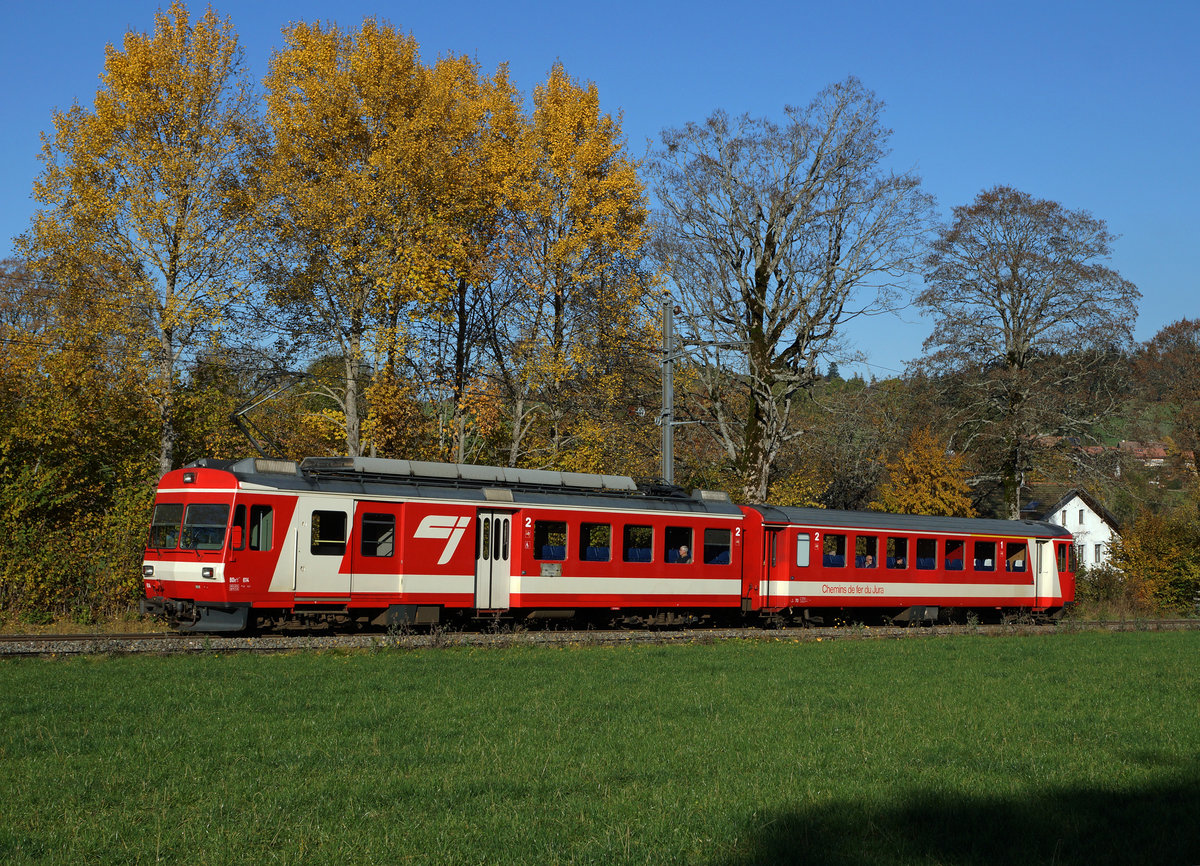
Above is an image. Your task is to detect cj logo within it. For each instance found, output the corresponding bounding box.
[414,515,472,565]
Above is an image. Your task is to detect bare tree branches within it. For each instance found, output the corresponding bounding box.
[650,77,933,500]
[917,186,1140,517]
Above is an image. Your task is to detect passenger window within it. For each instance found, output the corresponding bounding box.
[249,505,273,552]
[361,513,395,557]
[916,538,937,570]
[855,535,878,568]
[795,533,810,567]
[705,528,733,565]
[182,503,230,551]
[886,537,908,569]
[822,533,846,568]
[1006,542,1028,572]
[533,520,567,561]
[148,503,184,550]
[580,523,611,562]
[311,510,347,556]
[944,539,965,570]
[622,525,653,563]
[665,526,693,564]
[973,540,995,571]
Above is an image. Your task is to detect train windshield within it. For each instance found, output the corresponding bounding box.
[181,503,231,551]
[148,503,184,549]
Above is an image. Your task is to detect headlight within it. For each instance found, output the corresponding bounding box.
[142,565,154,577]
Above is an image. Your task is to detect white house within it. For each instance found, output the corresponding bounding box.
[1041,488,1121,570]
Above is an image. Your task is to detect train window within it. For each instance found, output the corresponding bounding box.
[705,528,733,565]
[231,505,247,550]
[479,517,491,561]
[622,525,653,563]
[795,533,810,568]
[148,503,184,549]
[973,540,996,571]
[855,535,878,568]
[944,539,965,570]
[501,519,510,560]
[665,526,693,564]
[886,537,908,569]
[579,523,611,562]
[822,533,846,568]
[916,538,937,570]
[533,520,567,561]
[361,513,395,557]
[249,505,273,552]
[311,510,347,556]
[1006,542,1028,572]
[1058,543,1074,573]
[181,504,230,551]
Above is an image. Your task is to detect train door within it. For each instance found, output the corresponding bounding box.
[294,498,352,595]
[1034,539,1055,609]
[474,511,512,609]
[757,527,786,607]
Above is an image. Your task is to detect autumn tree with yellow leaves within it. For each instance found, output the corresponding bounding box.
[19,2,263,477]
[490,64,658,470]
[872,426,975,517]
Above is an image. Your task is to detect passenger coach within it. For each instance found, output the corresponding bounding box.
[140,456,1075,631]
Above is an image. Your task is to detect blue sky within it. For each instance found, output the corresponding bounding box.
[2,0,1196,376]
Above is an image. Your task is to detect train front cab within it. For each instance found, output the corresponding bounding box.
[141,465,258,632]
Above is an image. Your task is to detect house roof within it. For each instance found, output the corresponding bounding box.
[1040,487,1122,533]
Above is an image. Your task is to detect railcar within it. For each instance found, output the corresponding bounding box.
[140,456,1075,632]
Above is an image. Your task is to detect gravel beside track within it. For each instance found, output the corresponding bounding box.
[1,618,1198,657]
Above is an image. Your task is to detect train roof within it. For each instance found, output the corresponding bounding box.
[749,504,1071,539]
[179,457,1072,536]
[184,457,745,517]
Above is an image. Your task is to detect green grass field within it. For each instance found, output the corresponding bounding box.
[2,631,1197,864]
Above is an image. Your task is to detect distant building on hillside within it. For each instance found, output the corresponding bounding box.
[1040,488,1121,571]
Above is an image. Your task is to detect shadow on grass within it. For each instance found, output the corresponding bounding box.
[721,769,1200,865]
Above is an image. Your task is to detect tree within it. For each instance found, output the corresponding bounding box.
[872,427,975,517]
[258,19,435,457]
[918,186,1139,517]
[489,63,656,469]
[651,77,934,501]
[1133,318,1200,463]
[1108,507,1200,613]
[18,1,262,477]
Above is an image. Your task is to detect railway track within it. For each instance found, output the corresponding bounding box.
[1,618,1197,657]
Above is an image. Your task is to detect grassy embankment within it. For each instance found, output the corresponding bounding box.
[2,631,1197,864]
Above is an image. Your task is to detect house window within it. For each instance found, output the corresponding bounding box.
[1095,543,1103,562]
[1061,510,1067,525]
[1079,509,1085,525]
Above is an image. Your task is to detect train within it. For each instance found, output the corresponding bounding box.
[140,456,1076,632]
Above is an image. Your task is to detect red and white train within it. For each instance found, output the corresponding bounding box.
[140,456,1076,632]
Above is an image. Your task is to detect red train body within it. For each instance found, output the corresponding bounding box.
[140,457,1076,632]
